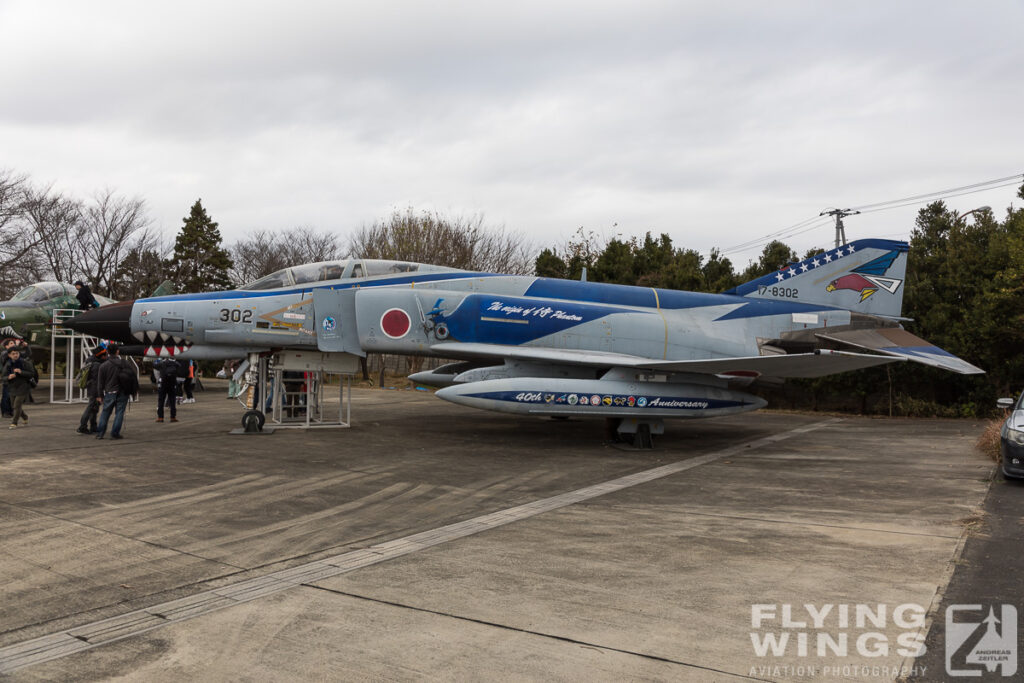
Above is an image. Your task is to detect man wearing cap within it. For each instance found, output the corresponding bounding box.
[77,345,108,434]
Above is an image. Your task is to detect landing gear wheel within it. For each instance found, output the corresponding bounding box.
[242,409,265,433]
[636,423,653,449]
[605,417,622,441]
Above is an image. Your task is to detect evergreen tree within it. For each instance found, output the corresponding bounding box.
[166,199,233,292]
[740,240,798,281]
[534,248,568,278]
[110,248,166,300]
[590,237,636,284]
[702,248,739,292]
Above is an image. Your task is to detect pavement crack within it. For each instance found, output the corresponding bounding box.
[302,584,767,681]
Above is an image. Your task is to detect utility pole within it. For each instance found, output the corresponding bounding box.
[820,208,861,249]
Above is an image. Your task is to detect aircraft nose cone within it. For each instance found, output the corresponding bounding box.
[66,300,135,344]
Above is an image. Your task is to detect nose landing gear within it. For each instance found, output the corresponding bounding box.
[242,409,265,433]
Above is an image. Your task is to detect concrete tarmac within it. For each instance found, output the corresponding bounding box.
[0,383,999,681]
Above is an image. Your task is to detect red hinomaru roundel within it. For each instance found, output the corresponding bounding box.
[380,308,412,339]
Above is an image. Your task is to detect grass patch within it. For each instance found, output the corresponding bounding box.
[975,418,1003,463]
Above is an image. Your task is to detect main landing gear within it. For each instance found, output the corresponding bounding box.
[606,417,663,449]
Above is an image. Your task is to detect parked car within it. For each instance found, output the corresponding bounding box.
[997,393,1024,478]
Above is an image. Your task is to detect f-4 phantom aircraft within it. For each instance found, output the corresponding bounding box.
[1,282,116,351]
[68,239,982,441]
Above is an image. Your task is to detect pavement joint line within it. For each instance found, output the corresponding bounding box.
[304,584,769,682]
[603,506,962,540]
[0,417,838,675]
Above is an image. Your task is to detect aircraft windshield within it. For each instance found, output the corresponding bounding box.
[242,261,349,290]
[292,262,346,284]
[240,259,460,290]
[362,261,421,277]
[11,282,67,302]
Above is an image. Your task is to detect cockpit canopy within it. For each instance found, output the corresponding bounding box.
[7,282,115,306]
[10,282,74,302]
[239,259,463,291]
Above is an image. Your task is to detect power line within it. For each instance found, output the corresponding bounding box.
[722,172,1023,256]
[849,172,1023,211]
[722,215,825,253]
[855,178,1023,214]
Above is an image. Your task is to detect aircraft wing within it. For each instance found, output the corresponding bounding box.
[430,342,902,378]
[815,328,984,374]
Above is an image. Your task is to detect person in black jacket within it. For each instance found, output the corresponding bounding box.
[1,338,18,418]
[77,346,108,433]
[74,281,98,311]
[4,347,36,428]
[155,358,182,423]
[94,345,135,439]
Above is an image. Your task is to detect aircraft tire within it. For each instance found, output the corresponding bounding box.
[242,409,265,432]
[636,423,653,449]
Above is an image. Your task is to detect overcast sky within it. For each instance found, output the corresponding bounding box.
[1,1,1021,268]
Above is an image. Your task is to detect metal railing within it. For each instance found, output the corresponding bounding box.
[49,309,99,404]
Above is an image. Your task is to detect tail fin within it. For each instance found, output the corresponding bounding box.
[724,239,909,318]
[150,280,175,297]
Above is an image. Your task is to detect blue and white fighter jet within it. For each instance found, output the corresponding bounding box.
[68,239,982,438]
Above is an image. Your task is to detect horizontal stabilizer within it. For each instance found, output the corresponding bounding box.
[431,342,902,378]
[815,328,984,374]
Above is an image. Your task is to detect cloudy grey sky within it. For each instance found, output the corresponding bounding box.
[2,0,1021,268]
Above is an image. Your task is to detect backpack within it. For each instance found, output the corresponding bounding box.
[158,360,180,381]
[76,364,91,389]
[117,365,140,396]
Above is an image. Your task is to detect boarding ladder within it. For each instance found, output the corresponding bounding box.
[49,309,102,403]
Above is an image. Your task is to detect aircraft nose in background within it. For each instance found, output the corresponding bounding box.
[65,300,135,344]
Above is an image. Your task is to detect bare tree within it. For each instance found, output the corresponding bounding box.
[78,189,151,295]
[348,208,533,274]
[0,170,49,298]
[284,225,341,265]
[230,230,285,285]
[22,184,84,284]
[0,172,31,262]
[230,226,342,286]
[108,227,168,300]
